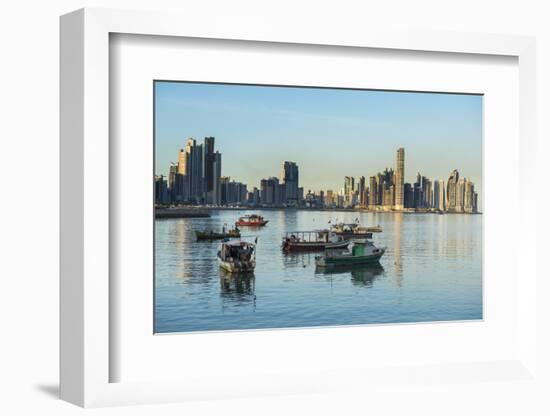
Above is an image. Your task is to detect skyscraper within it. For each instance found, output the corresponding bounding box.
[202,136,217,204]
[211,151,222,205]
[280,161,299,206]
[368,176,377,207]
[358,176,366,206]
[446,169,460,212]
[395,147,405,210]
[182,138,204,203]
[260,177,280,206]
[457,177,467,212]
[464,179,475,213]
[344,176,355,207]
[433,179,446,211]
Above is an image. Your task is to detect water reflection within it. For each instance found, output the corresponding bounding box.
[219,271,256,306]
[155,209,483,333]
[392,213,403,287]
[315,263,385,287]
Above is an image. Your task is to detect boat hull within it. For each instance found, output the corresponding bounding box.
[283,240,350,252]
[218,257,256,273]
[235,220,268,226]
[196,231,240,240]
[316,248,385,267]
[333,231,373,239]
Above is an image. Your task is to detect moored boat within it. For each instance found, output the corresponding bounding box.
[195,226,240,241]
[330,222,382,238]
[315,239,386,267]
[235,214,268,227]
[218,239,257,273]
[282,230,350,252]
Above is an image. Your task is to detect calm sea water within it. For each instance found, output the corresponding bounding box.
[154,210,482,333]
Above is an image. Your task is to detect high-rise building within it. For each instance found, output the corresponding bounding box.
[464,179,475,213]
[457,177,467,212]
[424,178,433,208]
[155,175,169,205]
[433,179,446,211]
[344,176,355,207]
[446,169,460,212]
[395,148,405,210]
[260,177,280,206]
[358,176,366,206]
[220,176,231,205]
[368,176,377,207]
[280,161,299,206]
[211,152,222,205]
[202,136,221,204]
[182,138,204,203]
[404,183,413,208]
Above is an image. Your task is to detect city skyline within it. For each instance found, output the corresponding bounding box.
[155,81,482,204]
[156,141,479,213]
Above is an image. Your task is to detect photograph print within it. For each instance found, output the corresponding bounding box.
[154,81,482,334]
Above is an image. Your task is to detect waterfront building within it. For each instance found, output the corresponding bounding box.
[457,177,467,212]
[446,169,460,212]
[344,176,355,207]
[433,179,446,211]
[155,175,169,205]
[464,179,475,213]
[325,189,336,208]
[394,147,405,210]
[260,177,281,206]
[252,187,261,206]
[211,152,222,205]
[223,179,247,205]
[413,173,422,208]
[220,176,230,205]
[202,136,222,205]
[368,176,378,207]
[383,184,394,207]
[168,162,178,202]
[182,138,204,203]
[424,178,433,208]
[305,190,323,208]
[358,176,366,206]
[280,161,300,206]
[379,168,394,209]
[404,183,414,208]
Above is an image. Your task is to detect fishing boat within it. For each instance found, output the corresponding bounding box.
[330,222,382,238]
[315,239,386,267]
[282,230,350,252]
[195,226,240,241]
[235,214,268,227]
[217,239,257,273]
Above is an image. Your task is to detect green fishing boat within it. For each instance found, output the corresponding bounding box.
[315,239,385,267]
[195,226,241,241]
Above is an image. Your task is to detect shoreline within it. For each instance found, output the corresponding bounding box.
[155,206,482,218]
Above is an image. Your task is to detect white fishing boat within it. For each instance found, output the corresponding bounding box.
[217,239,257,273]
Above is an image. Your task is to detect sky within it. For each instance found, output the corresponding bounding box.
[154,81,483,200]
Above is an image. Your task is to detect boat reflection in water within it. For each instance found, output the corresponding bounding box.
[315,263,385,288]
[219,269,256,302]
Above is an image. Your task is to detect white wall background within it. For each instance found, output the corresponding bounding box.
[1,1,548,415]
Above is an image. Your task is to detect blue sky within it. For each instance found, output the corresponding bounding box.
[155,81,482,198]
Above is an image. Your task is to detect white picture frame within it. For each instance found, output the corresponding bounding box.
[60,7,538,407]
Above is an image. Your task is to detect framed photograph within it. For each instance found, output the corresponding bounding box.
[153,81,483,334]
[60,8,538,407]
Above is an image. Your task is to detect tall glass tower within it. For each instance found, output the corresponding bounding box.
[394,147,405,210]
